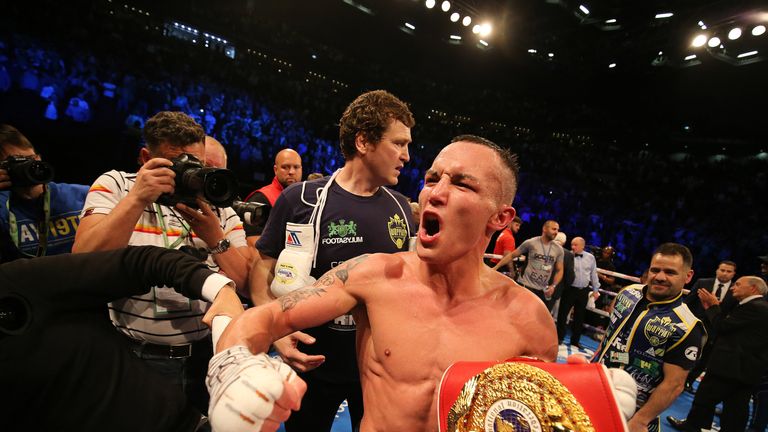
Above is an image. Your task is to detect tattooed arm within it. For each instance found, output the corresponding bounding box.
[216,255,371,360]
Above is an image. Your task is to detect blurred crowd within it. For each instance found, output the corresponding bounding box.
[0,0,765,279]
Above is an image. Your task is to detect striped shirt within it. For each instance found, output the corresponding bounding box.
[81,170,246,345]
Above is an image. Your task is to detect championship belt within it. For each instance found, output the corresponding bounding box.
[438,358,627,432]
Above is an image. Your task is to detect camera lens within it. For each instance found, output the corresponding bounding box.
[203,170,237,206]
[27,161,55,184]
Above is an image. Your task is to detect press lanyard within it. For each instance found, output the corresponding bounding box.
[154,204,190,249]
[7,186,51,257]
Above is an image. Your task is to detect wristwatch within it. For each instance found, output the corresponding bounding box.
[207,238,231,255]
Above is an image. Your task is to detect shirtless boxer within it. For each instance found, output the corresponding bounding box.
[209,136,558,431]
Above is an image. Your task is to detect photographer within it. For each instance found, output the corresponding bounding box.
[72,111,249,415]
[0,124,88,263]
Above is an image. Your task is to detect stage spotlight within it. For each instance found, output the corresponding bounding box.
[479,23,492,37]
[707,36,721,48]
[472,24,481,34]
[425,0,435,9]
[462,16,471,26]
[692,34,707,47]
[579,5,590,15]
[450,12,459,22]
[753,25,766,36]
[441,1,451,12]
[655,12,674,19]
[737,50,758,58]
[728,27,742,40]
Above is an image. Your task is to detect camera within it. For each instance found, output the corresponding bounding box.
[231,200,266,226]
[156,153,238,208]
[0,155,55,187]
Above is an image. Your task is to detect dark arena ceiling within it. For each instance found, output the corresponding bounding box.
[15,0,768,149]
[142,0,768,148]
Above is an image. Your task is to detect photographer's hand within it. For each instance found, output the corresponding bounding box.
[177,198,250,288]
[176,199,225,245]
[0,168,10,190]
[131,158,175,205]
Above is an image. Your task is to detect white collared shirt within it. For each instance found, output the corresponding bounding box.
[712,280,732,302]
[739,294,763,305]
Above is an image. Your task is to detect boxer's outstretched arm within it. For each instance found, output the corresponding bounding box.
[215,254,370,354]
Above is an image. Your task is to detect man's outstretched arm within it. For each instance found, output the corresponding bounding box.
[212,254,370,354]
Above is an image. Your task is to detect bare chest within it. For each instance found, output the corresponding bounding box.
[362,288,527,380]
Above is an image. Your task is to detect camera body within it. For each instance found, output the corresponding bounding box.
[156,153,238,208]
[0,155,55,187]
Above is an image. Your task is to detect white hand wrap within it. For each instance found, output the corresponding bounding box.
[207,346,297,431]
[603,365,638,421]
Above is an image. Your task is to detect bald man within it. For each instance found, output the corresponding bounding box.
[204,136,227,168]
[556,236,600,348]
[244,148,302,246]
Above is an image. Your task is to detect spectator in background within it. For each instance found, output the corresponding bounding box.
[557,236,600,348]
[683,260,738,392]
[204,135,227,168]
[307,172,324,180]
[668,276,768,432]
[243,148,302,246]
[587,245,618,338]
[0,124,88,262]
[549,231,573,319]
[493,219,564,308]
[490,215,522,274]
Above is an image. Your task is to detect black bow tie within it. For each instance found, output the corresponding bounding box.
[575,253,583,257]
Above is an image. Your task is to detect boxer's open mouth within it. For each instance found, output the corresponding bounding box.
[423,214,440,236]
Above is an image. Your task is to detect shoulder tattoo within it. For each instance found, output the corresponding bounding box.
[335,254,370,284]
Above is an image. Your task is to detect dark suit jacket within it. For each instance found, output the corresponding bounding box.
[705,297,768,383]
[0,246,218,432]
[685,277,737,332]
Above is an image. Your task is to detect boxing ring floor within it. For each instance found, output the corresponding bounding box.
[274,330,721,432]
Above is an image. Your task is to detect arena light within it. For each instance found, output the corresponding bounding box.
[528,48,537,53]
[684,54,697,60]
[472,24,481,34]
[655,12,673,19]
[425,0,435,9]
[707,36,721,48]
[450,12,460,22]
[441,1,451,12]
[548,52,555,58]
[405,22,416,30]
[691,34,708,47]
[737,50,758,58]
[608,63,617,68]
[479,39,489,46]
[462,16,472,26]
[579,5,590,15]
[753,25,766,36]
[605,18,617,24]
[479,23,492,37]
[450,35,462,40]
[728,27,742,40]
